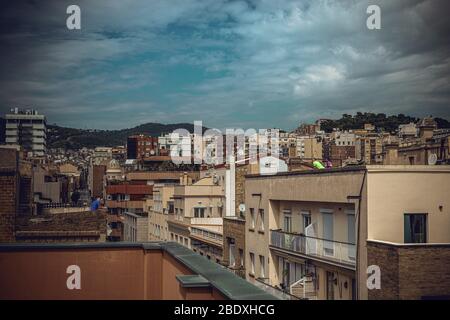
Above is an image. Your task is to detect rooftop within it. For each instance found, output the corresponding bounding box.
[0,241,276,300]
[245,165,450,179]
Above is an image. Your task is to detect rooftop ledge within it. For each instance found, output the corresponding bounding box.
[245,165,450,178]
[367,239,450,247]
[0,241,277,300]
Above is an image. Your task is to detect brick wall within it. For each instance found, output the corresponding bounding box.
[92,165,106,198]
[0,172,18,242]
[0,149,20,243]
[15,209,107,243]
[367,241,450,299]
[223,217,246,276]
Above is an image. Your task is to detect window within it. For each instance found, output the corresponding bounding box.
[249,252,255,275]
[322,211,334,256]
[239,249,244,267]
[347,211,356,260]
[250,208,255,229]
[194,207,205,218]
[229,241,236,267]
[302,212,311,234]
[283,210,292,233]
[404,214,427,243]
[259,255,265,278]
[259,209,265,232]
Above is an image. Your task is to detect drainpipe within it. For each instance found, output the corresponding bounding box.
[347,168,367,300]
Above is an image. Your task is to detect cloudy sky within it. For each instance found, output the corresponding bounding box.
[0,0,449,130]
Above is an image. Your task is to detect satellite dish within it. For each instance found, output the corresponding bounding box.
[239,203,246,213]
[428,153,437,165]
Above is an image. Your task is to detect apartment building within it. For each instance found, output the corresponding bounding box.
[5,108,46,157]
[123,211,148,242]
[105,183,153,241]
[355,133,383,164]
[167,176,225,263]
[148,184,175,241]
[127,134,159,160]
[296,136,322,160]
[88,147,112,198]
[244,165,450,300]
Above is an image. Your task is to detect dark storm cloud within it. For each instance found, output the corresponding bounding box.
[0,0,449,129]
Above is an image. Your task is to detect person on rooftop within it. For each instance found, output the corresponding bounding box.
[312,158,325,170]
[90,197,100,212]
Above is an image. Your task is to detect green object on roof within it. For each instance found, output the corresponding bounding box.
[313,160,325,169]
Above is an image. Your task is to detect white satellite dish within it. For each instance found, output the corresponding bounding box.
[239,203,246,213]
[428,153,437,165]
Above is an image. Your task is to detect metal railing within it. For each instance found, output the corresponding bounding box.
[249,277,300,300]
[43,203,85,208]
[270,230,356,266]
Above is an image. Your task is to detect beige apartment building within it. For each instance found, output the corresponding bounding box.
[296,136,323,160]
[245,165,450,300]
[148,184,175,241]
[355,134,383,164]
[167,175,225,263]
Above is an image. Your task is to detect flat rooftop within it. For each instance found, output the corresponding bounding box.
[245,165,450,178]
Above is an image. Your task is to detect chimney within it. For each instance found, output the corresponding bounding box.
[180,172,192,186]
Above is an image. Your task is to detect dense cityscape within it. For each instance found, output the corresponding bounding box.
[1,107,449,300]
[1,0,449,306]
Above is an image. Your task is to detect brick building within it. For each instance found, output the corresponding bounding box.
[0,147,32,242]
[223,216,246,278]
[127,134,159,160]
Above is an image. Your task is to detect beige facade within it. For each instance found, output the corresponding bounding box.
[296,136,322,159]
[244,165,450,300]
[123,211,148,242]
[148,184,175,241]
[355,134,383,164]
[167,176,225,263]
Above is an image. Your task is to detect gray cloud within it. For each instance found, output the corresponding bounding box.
[0,0,449,130]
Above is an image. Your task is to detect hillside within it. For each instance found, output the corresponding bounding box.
[1,112,449,150]
[0,118,205,149]
[319,112,450,133]
[46,122,206,150]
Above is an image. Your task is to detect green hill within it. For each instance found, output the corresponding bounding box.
[319,112,450,133]
[46,122,206,150]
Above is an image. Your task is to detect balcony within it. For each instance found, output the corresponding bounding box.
[190,226,223,247]
[0,242,277,300]
[248,277,300,300]
[270,230,356,269]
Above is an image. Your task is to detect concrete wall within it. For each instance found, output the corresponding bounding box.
[366,166,450,243]
[0,245,228,300]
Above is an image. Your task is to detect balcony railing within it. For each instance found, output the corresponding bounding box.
[249,277,300,300]
[270,230,356,266]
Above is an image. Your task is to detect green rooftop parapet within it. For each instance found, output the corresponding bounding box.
[176,275,211,288]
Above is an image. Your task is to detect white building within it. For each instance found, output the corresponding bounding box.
[5,108,46,157]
